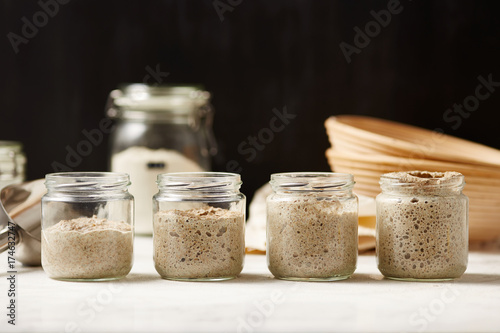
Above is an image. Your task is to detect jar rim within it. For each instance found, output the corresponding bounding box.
[270,172,354,191]
[45,172,131,191]
[157,172,242,191]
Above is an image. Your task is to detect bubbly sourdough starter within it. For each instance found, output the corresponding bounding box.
[267,197,358,280]
[376,171,468,280]
[42,216,133,280]
[154,207,245,280]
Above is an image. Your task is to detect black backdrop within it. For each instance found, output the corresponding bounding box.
[1,0,500,202]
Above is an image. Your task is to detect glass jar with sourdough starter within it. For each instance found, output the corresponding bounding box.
[106,84,217,235]
[376,171,468,281]
[153,172,245,281]
[0,141,26,189]
[41,172,134,281]
[267,172,358,281]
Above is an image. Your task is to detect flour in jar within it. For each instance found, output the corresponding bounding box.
[111,146,204,234]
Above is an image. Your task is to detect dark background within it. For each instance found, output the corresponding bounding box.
[1,0,499,201]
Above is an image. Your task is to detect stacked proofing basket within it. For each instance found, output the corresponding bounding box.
[325,115,500,242]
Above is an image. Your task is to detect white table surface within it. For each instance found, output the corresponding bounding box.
[1,236,500,333]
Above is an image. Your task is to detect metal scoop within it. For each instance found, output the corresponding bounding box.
[0,179,45,266]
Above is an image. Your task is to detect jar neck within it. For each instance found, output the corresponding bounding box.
[106,84,211,121]
[0,141,23,165]
[379,171,465,196]
[157,172,242,200]
[270,172,355,196]
[115,111,201,124]
[45,172,130,197]
[0,141,25,179]
[0,141,23,155]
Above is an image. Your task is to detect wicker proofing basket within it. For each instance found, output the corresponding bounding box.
[325,115,500,242]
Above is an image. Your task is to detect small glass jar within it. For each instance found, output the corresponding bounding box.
[376,171,468,281]
[107,84,217,235]
[41,172,134,281]
[267,172,358,281]
[0,141,26,189]
[153,172,245,281]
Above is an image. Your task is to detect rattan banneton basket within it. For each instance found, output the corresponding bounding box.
[325,115,500,242]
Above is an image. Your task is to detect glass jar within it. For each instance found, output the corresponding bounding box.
[41,172,134,281]
[267,172,358,281]
[0,141,26,189]
[153,172,245,281]
[106,84,217,235]
[376,171,468,281]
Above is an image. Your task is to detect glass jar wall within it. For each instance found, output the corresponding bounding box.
[41,172,134,281]
[153,172,245,281]
[267,172,358,281]
[376,171,468,281]
[107,84,217,235]
[0,141,26,189]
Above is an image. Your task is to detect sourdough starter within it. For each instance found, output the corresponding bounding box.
[154,207,245,280]
[42,216,133,280]
[267,197,358,280]
[376,171,468,280]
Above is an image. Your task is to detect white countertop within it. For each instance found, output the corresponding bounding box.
[1,236,500,333]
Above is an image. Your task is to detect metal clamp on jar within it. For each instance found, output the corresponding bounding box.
[106,84,217,235]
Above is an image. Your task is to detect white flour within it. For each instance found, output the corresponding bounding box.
[111,146,204,234]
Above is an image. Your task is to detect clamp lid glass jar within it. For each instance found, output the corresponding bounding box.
[41,172,134,281]
[0,141,26,189]
[266,172,358,281]
[376,171,468,281]
[107,84,217,235]
[153,172,245,281]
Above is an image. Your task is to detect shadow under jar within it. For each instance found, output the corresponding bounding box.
[376,171,468,281]
[266,172,358,281]
[153,172,245,281]
[41,172,134,281]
